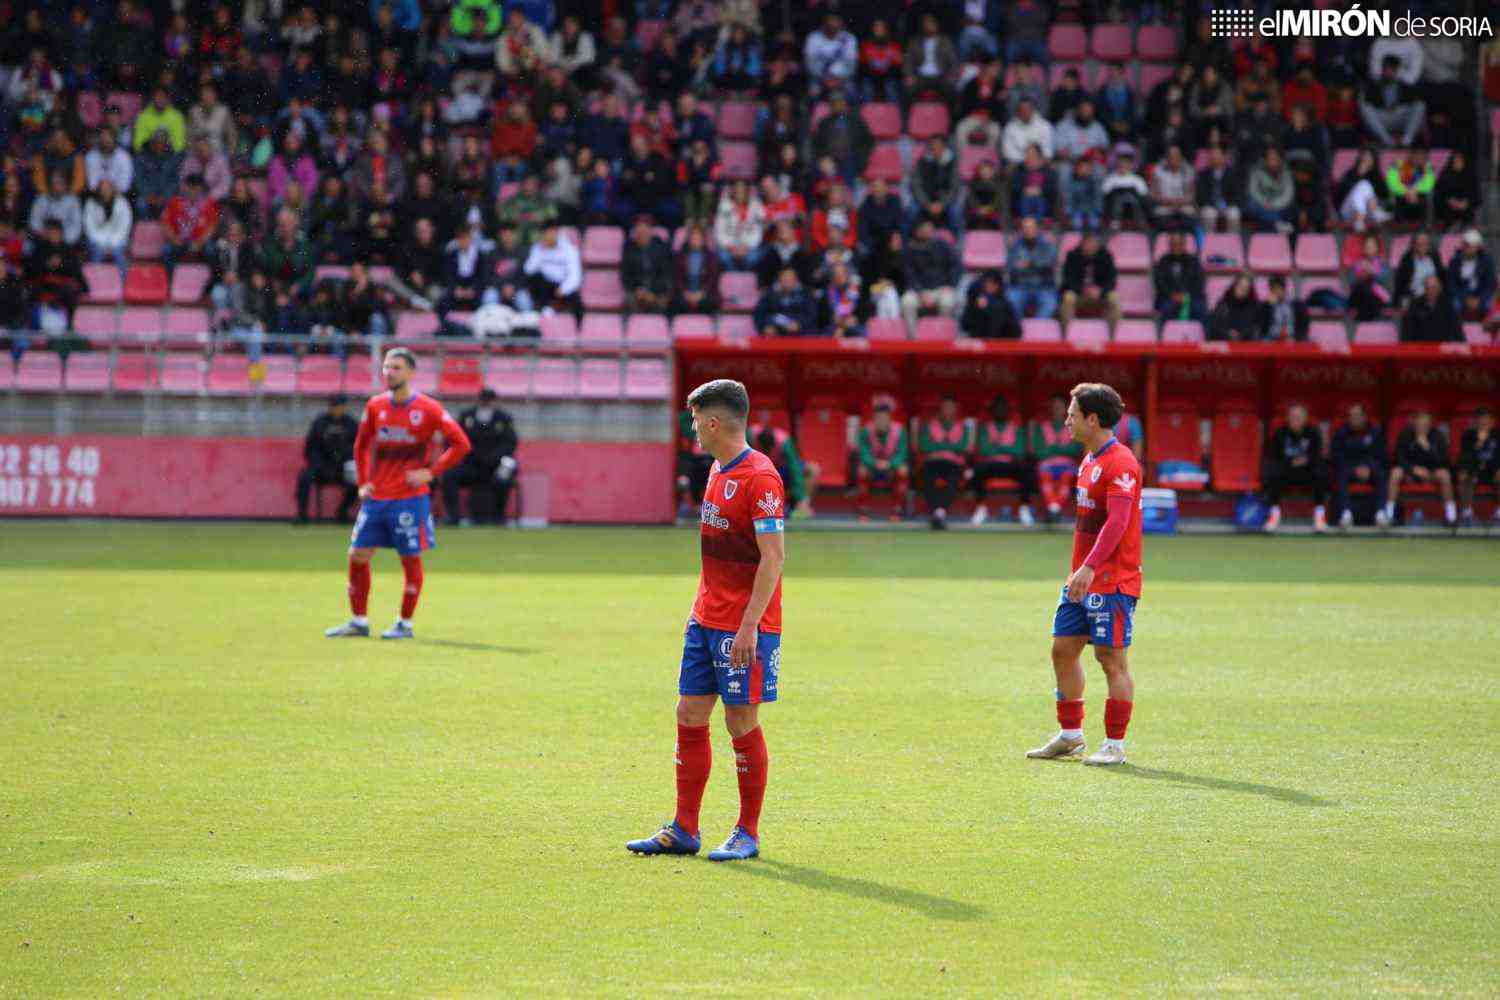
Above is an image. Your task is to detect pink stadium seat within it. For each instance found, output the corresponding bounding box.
[1386,233,1413,267]
[624,359,670,400]
[298,357,343,395]
[1021,318,1062,343]
[1139,63,1174,94]
[582,226,624,267]
[624,314,670,346]
[367,265,396,285]
[578,359,623,398]
[124,264,169,304]
[581,271,625,311]
[864,142,903,182]
[1353,322,1398,346]
[1161,320,1205,345]
[107,91,143,122]
[808,101,830,130]
[158,352,205,394]
[867,317,908,341]
[915,317,956,342]
[1429,148,1452,175]
[315,265,350,284]
[84,264,123,304]
[1108,232,1151,272]
[1113,320,1157,344]
[16,352,63,391]
[169,264,210,303]
[717,314,755,341]
[1116,275,1154,316]
[395,310,440,340]
[1294,234,1339,273]
[1048,24,1087,61]
[488,357,531,398]
[579,313,624,344]
[1137,26,1179,61]
[0,360,11,391]
[1206,275,1234,308]
[1090,24,1133,61]
[671,314,715,340]
[207,355,254,395]
[1201,233,1245,272]
[716,101,758,139]
[538,313,578,344]
[78,91,104,129]
[438,355,484,397]
[344,355,375,394]
[73,306,117,345]
[1331,149,1359,183]
[65,353,111,392]
[1438,233,1463,263]
[409,361,439,394]
[1300,275,1346,315]
[111,353,157,392]
[1066,319,1110,348]
[1057,231,1083,261]
[163,307,210,347]
[962,231,1007,270]
[958,145,999,181]
[721,141,758,180]
[1247,234,1292,274]
[860,102,902,140]
[259,356,296,394]
[906,102,950,140]
[118,307,164,344]
[1309,321,1350,352]
[1462,322,1491,347]
[532,358,580,399]
[129,222,165,260]
[718,272,759,313]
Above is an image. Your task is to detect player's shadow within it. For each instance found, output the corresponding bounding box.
[423,639,538,654]
[1103,765,1334,807]
[717,858,985,922]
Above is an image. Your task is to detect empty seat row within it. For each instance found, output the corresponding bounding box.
[83,263,210,305]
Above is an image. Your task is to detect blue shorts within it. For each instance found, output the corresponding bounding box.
[1052,584,1138,648]
[351,496,436,556]
[678,619,780,704]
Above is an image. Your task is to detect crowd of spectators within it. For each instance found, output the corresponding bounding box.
[0,0,1494,361]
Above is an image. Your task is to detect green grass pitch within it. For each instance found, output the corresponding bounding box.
[2,522,1497,996]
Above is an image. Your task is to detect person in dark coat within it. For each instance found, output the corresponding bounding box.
[1332,403,1388,527]
[441,389,520,525]
[620,216,675,313]
[671,223,722,315]
[961,270,1020,339]
[1400,275,1463,343]
[1262,403,1328,532]
[1153,230,1206,322]
[1208,273,1262,341]
[753,266,818,336]
[296,396,359,524]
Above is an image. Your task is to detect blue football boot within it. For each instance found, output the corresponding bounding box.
[380,621,415,640]
[626,821,701,856]
[706,827,759,862]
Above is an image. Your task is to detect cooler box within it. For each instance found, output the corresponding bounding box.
[1141,487,1179,534]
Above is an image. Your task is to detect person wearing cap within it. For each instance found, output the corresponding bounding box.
[621,215,674,314]
[1447,230,1496,320]
[854,395,910,520]
[161,173,220,274]
[522,222,582,316]
[442,389,520,526]
[296,396,360,524]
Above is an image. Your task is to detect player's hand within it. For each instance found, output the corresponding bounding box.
[730,623,758,668]
[358,483,375,499]
[1066,564,1095,603]
[405,469,434,487]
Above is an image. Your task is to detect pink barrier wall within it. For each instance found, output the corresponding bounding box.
[0,436,675,523]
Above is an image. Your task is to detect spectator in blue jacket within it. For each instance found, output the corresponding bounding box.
[754,266,818,337]
[578,93,630,165]
[1332,403,1389,528]
[1006,216,1059,319]
[1448,229,1496,319]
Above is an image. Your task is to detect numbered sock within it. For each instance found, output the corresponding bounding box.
[673,723,712,837]
[1104,698,1133,742]
[1056,696,1085,740]
[399,555,423,620]
[731,726,769,840]
[348,558,371,617]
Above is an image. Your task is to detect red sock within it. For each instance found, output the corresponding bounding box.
[348,558,370,616]
[1056,698,1085,730]
[1105,698,1133,740]
[400,555,423,619]
[673,724,712,837]
[731,726,769,840]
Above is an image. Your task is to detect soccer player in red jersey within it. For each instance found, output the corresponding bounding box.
[325,348,471,640]
[628,379,787,861]
[1027,382,1143,766]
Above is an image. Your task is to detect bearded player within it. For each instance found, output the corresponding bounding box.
[325,347,471,640]
[628,379,786,862]
[1027,382,1142,766]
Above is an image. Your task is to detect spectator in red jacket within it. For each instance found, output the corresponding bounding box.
[490,101,538,185]
[162,173,220,274]
[810,183,858,253]
[1281,56,1327,122]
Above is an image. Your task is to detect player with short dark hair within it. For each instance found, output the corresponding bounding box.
[1027,382,1143,767]
[628,378,787,862]
[325,348,471,640]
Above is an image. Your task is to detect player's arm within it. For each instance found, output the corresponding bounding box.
[408,407,473,486]
[730,518,786,668]
[1066,465,1136,601]
[354,403,376,498]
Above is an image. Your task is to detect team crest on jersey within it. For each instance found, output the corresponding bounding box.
[719,636,735,658]
[1113,472,1137,491]
[398,511,415,527]
[723,480,738,500]
[1090,466,1102,483]
[1086,593,1105,609]
[756,491,782,517]
[410,409,424,426]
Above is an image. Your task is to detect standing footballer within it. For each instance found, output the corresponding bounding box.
[1027,382,1142,766]
[325,348,471,640]
[628,379,786,862]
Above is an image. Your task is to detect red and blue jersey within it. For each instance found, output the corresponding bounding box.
[693,448,785,634]
[1071,437,1144,597]
[354,391,471,501]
